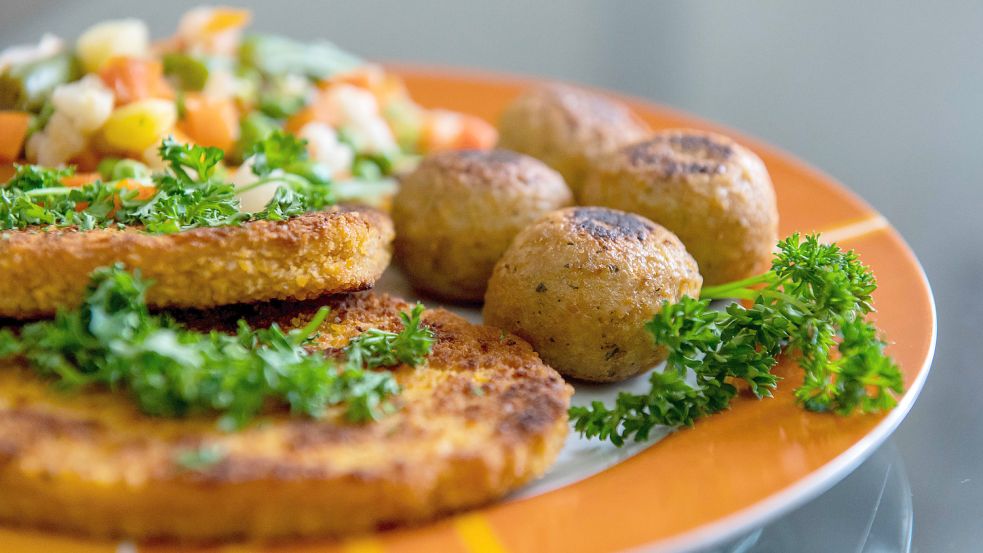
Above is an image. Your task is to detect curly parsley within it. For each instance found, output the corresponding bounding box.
[0,135,337,234]
[0,265,435,430]
[570,234,904,446]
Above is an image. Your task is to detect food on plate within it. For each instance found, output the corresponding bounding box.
[580,129,779,285]
[571,234,905,446]
[0,138,394,318]
[0,267,571,540]
[0,6,496,186]
[496,83,650,199]
[393,149,573,302]
[484,206,702,382]
[0,206,392,318]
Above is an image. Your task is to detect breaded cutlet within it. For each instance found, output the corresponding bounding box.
[0,292,572,540]
[0,206,394,319]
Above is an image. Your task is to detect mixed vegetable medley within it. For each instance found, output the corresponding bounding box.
[0,6,496,223]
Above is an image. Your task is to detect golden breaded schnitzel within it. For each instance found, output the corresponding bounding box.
[0,207,394,319]
[0,292,571,541]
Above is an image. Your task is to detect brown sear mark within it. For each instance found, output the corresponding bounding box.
[569,207,652,241]
[625,133,734,176]
[668,133,734,160]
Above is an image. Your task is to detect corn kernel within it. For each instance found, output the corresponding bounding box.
[101,99,177,153]
[76,19,149,73]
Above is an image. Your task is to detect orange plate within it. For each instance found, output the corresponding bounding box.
[0,67,935,553]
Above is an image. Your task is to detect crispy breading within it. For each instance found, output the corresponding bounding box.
[0,292,571,541]
[0,207,394,319]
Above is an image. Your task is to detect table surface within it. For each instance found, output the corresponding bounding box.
[1,1,979,551]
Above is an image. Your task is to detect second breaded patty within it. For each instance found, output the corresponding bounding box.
[0,292,571,540]
[0,207,394,319]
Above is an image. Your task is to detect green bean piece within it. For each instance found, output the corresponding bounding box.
[162,53,209,91]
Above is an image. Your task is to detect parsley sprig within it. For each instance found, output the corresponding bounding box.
[345,305,437,369]
[0,265,435,430]
[245,131,336,220]
[0,135,337,233]
[570,234,904,446]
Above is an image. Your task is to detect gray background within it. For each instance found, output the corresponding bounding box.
[1,1,979,551]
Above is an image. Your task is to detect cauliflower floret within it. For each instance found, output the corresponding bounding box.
[350,117,399,155]
[27,75,115,166]
[0,34,63,73]
[51,75,115,133]
[27,112,86,166]
[230,159,281,213]
[299,122,355,177]
[324,84,398,154]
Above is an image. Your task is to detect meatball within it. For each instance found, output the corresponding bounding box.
[580,129,779,285]
[496,84,650,200]
[483,207,702,382]
[393,149,574,302]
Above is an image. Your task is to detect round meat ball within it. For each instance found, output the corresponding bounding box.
[496,84,650,200]
[580,129,779,286]
[483,206,702,382]
[393,149,574,302]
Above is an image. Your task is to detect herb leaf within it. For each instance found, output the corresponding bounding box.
[1,136,337,234]
[344,304,437,369]
[0,265,435,428]
[570,234,904,446]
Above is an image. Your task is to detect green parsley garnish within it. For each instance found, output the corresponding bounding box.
[0,136,336,234]
[344,304,437,369]
[570,234,904,446]
[0,265,436,430]
[245,131,335,220]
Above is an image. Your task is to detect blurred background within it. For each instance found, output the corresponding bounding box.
[1,1,978,551]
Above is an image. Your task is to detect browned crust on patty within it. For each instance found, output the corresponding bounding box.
[581,129,779,285]
[0,207,394,319]
[0,292,571,540]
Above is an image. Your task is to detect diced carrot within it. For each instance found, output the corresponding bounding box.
[202,8,251,34]
[285,91,340,135]
[64,172,101,212]
[61,172,101,187]
[99,56,174,105]
[0,111,31,162]
[178,93,240,152]
[419,110,497,153]
[323,66,378,91]
[0,164,14,182]
[113,178,157,210]
[71,149,102,172]
[322,67,410,108]
[453,114,498,150]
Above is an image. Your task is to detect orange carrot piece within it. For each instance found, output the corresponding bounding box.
[322,68,410,109]
[0,111,31,162]
[112,178,157,211]
[61,172,101,187]
[179,94,240,152]
[202,8,251,33]
[0,164,14,182]
[285,91,340,135]
[453,113,498,150]
[420,110,498,153]
[99,57,174,105]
